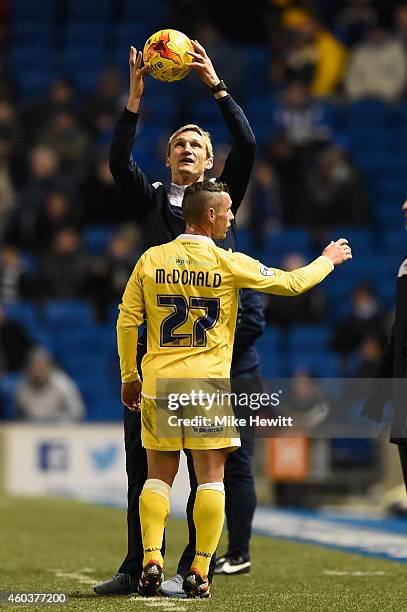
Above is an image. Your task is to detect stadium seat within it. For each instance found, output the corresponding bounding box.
[67,0,111,20]
[83,225,114,255]
[64,21,109,45]
[11,45,52,70]
[381,228,407,254]
[13,0,57,19]
[287,325,330,352]
[328,227,374,252]
[0,373,23,419]
[288,352,340,378]
[263,228,311,257]
[43,300,95,331]
[345,99,392,127]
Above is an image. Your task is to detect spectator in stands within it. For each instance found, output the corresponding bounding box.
[0,244,32,303]
[305,143,370,230]
[344,25,407,102]
[80,148,132,225]
[37,108,90,181]
[15,346,85,423]
[0,123,17,237]
[0,102,25,238]
[21,77,78,145]
[88,224,140,321]
[353,335,383,377]
[333,1,378,47]
[0,305,32,373]
[272,81,332,151]
[84,66,124,137]
[394,3,407,48]
[332,283,388,374]
[265,253,327,326]
[31,188,80,252]
[36,227,89,300]
[266,80,332,224]
[248,161,282,250]
[279,8,348,97]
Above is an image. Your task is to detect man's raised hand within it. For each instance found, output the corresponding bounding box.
[322,238,353,266]
[185,39,221,88]
[127,46,150,113]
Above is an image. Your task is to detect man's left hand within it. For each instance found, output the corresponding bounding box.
[122,379,142,412]
[186,40,221,88]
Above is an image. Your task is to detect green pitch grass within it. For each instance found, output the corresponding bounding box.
[1,496,406,612]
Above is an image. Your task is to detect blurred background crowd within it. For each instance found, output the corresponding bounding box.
[0,0,405,443]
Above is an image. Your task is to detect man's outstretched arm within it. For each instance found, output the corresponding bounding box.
[186,40,256,213]
[109,47,153,223]
[230,239,352,295]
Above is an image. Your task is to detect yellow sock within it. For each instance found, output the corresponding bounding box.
[192,482,225,577]
[139,479,171,567]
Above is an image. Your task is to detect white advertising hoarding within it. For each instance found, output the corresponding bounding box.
[2,424,189,513]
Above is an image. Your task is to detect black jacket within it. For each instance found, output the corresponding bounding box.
[363,256,407,442]
[110,94,264,374]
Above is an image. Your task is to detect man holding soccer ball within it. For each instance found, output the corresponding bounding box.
[94,37,262,597]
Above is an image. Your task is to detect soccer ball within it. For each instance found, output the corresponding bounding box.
[143,29,194,83]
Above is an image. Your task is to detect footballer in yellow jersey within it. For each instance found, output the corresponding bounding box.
[116,180,352,597]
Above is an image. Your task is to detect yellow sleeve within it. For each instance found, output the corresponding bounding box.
[229,252,334,295]
[117,255,146,383]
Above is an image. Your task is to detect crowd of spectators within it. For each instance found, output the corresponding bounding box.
[0,0,405,419]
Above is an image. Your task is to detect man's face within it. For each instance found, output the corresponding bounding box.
[211,193,234,240]
[166,130,213,183]
[402,199,407,230]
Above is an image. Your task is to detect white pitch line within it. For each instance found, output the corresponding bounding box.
[49,568,96,585]
[323,570,387,576]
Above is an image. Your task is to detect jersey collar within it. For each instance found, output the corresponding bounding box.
[176,233,214,244]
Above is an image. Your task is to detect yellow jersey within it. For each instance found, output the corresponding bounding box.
[117,234,334,397]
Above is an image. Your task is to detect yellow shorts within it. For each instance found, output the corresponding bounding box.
[140,396,241,452]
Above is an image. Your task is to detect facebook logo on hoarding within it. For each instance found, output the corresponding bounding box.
[38,441,69,471]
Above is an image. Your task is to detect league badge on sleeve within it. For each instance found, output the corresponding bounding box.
[259,263,274,277]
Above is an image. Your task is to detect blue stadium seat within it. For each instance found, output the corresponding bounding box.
[346,99,392,127]
[13,19,55,44]
[374,202,403,228]
[64,21,109,44]
[3,302,50,345]
[83,225,114,255]
[67,0,111,19]
[327,227,374,252]
[0,373,23,419]
[255,325,282,354]
[287,325,330,351]
[13,68,56,97]
[263,228,311,257]
[288,352,340,377]
[381,228,407,254]
[43,300,95,331]
[13,0,57,19]
[243,45,271,95]
[61,43,106,71]
[11,45,52,70]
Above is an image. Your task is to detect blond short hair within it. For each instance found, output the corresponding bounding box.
[167,124,213,160]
